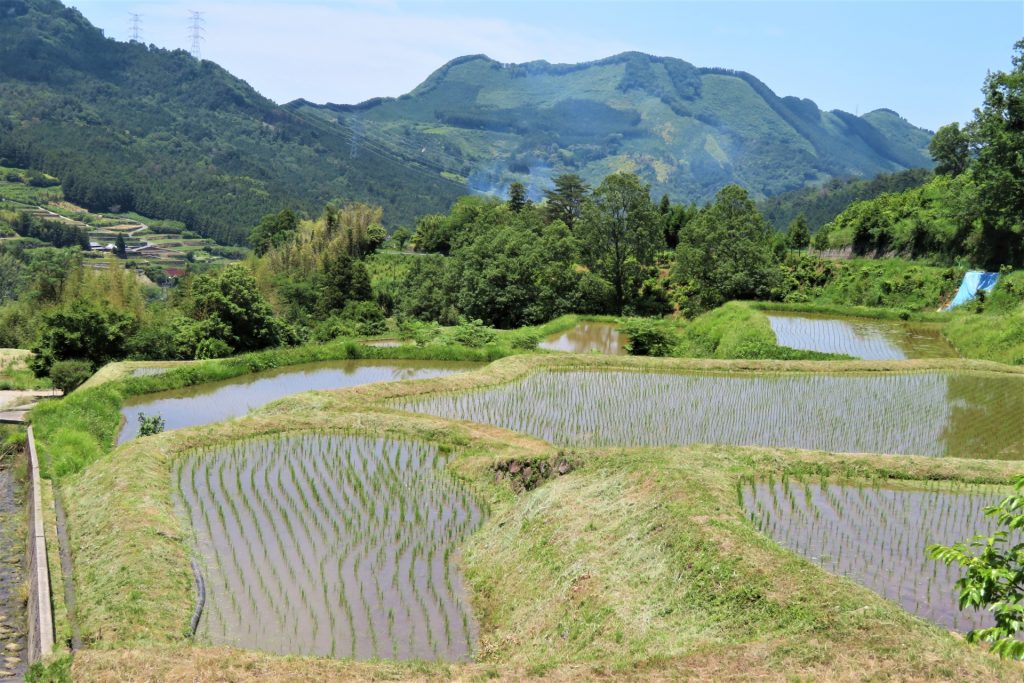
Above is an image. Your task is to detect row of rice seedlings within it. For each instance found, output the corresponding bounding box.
[739,476,1015,632]
[766,315,909,360]
[174,433,487,661]
[395,370,1024,458]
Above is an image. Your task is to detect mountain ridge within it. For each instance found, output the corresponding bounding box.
[0,0,932,244]
[294,51,933,203]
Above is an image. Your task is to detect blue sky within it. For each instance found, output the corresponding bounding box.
[69,1,1023,131]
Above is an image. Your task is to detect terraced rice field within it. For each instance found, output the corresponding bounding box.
[175,434,484,660]
[742,478,1012,632]
[766,312,957,360]
[119,360,479,443]
[397,369,1024,458]
[539,322,627,355]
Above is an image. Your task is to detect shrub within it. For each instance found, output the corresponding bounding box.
[137,413,165,437]
[444,319,496,348]
[619,318,678,356]
[48,359,93,394]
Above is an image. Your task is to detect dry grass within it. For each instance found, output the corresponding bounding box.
[77,360,199,392]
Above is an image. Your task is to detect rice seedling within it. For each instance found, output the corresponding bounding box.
[741,477,1018,632]
[173,434,487,661]
[766,313,957,360]
[396,369,1024,458]
[119,360,478,444]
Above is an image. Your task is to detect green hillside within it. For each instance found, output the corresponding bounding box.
[759,168,933,232]
[294,52,934,203]
[0,0,464,244]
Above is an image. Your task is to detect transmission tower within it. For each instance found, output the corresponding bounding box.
[128,13,142,43]
[188,10,205,59]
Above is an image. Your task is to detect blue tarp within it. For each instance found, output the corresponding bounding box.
[946,271,1000,310]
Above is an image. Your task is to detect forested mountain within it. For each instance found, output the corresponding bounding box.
[0,0,464,244]
[295,53,934,205]
[0,0,934,246]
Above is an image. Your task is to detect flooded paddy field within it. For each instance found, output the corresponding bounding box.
[397,369,1024,458]
[766,312,957,360]
[742,478,1011,632]
[119,360,479,444]
[0,451,26,679]
[539,322,627,355]
[175,434,484,660]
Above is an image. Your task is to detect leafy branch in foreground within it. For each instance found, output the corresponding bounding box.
[928,474,1024,659]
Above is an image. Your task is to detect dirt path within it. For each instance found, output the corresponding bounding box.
[0,456,27,680]
[0,391,59,412]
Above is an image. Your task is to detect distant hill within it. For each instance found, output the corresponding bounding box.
[0,1,934,245]
[294,53,934,204]
[0,0,464,244]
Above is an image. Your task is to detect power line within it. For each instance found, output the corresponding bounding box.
[128,13,142,43]
[188,10,205,59]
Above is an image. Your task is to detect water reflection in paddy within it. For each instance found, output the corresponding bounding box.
[119,359,479,444]
[539,322,627,355]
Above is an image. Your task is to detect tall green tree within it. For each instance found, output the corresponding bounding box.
[967,39,1024,268]
[249,209,298,256]
[114,234,127,259]
[543,174,589,230]
[672,184,782,315]
[786,214,811,250]
[507,182,528,213]
[929,122,970,177]
[30,302,138,376]
[318,251,372,315]
[179,264,293,356]
[578,173,661,313]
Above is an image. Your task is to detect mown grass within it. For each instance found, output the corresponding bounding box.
[56,376,1024,680]
[30,341,1024,679]
[749,300,947,323]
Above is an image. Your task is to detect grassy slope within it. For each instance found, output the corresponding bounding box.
[675,301,851,360]
[50,354,1024,681]
[790,258,963,311]
[943,271,1024,366]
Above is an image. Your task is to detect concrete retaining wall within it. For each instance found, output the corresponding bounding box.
[25,426,54,664]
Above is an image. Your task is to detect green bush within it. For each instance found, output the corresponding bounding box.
[137,413,165,437]
[48,359,94,394]
[619,318,678,356]
[444,319,497,348]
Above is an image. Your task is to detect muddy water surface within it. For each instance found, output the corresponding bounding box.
[399,369,1024,458]
[539,322,627,354]
[766,312,958,360]
[119,360,479,444]
[176,435,484,660]
[743,479,1012,632]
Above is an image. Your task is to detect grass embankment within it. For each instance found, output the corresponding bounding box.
[29,338,522,479]
[674,302,851,360]
[749,300,947,322]
[53,355,1024,680]
[944,270,1024,366]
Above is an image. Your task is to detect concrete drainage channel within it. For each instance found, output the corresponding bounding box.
[25,427,55,669]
